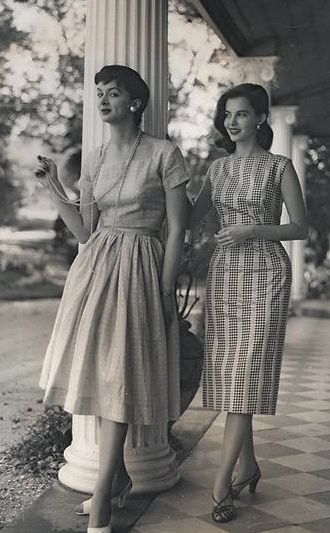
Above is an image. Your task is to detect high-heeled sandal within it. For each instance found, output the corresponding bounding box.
[75,477,132,515]
[211,491,236,523]
[87,525,111,533]
[231,464,261,498]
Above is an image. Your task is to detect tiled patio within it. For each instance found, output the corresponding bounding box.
[2,310,330,532]
[132,314,330,533]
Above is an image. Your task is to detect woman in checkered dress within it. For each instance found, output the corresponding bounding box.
[191,84,307,523]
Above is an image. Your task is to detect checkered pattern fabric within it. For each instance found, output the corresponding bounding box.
[203,154,292,414]
[133,315,330,533]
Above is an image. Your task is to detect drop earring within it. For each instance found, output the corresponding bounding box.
[130,106,135,112]
[257,123,262,130]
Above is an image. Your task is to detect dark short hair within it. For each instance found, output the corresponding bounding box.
[214,83,273,153]
[94,65,150,126]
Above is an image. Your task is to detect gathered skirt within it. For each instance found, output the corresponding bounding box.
[39,227,180,425]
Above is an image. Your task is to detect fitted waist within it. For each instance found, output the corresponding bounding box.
[100,226,160,238]
[215,238,290,258]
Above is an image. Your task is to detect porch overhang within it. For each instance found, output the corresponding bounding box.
[191,0,330,138]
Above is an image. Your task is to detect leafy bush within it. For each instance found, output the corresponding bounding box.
[305,261,330,299]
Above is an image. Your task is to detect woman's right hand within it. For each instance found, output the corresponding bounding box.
[34,155,58,189]
[161,293,176,328]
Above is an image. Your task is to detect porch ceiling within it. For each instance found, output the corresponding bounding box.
[196,0,330,139]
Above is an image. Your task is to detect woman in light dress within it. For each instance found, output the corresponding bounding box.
[35,65,189,533]
[191,83,307,523]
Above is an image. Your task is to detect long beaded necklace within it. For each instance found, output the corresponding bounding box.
[89,129,143,272]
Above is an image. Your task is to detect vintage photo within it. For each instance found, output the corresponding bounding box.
[0,1,329,531]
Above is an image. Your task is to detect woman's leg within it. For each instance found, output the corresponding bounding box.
[235,415,258,481]
[213,413,252,501]
[88,419,128,528]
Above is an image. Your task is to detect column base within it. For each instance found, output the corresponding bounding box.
[58,419,180,495]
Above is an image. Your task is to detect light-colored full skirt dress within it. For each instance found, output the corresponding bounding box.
[39,134,189,425]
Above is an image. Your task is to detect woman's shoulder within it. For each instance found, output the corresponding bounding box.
[268,152,292,165]
[208,156,228,172]
[268,152,292,173]
[141,133,181,156]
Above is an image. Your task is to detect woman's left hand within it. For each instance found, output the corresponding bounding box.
[214,225,253,247]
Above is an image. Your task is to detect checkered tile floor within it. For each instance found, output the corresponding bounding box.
[132,315,330,533]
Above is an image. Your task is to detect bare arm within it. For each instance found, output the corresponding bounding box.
[250,160,307,241]
[35,156,99,244]
[161,183,187,293]
[188,175,213,228]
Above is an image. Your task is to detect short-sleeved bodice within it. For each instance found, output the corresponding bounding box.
[208,152,290,230]
[78,134,189,232]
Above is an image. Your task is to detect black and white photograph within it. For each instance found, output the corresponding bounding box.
[0,1,329,532]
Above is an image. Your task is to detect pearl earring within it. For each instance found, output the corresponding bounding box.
[130,106,135,112]
[257,123,262,130]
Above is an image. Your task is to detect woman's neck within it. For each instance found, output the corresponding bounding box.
[234,138,263,157]
[109,122,140,150]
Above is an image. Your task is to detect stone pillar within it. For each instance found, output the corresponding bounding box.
[270,106,298,257]
[82,0,168,154]
[58,0,180,495]
[291,135,308,302]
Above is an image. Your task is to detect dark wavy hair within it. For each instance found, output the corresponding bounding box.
[214,83,273,153]
[94,65,150,126]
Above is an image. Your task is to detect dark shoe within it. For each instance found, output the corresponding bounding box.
[211,491,236,523]
[231,465,261,498]
[112,477,132,509]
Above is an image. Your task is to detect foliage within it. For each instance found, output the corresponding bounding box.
[0,406,71,476]
[305,138,330,267]
[2,0,85,153]
[0,3,28,138]
[0,3,26,223]
[0,238,74,300]
[168,0,229,162]
[0,0,85,224]
[0,153,22,224]
[305,261,330,299]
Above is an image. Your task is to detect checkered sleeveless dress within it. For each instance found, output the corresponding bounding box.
[203,153,292,415]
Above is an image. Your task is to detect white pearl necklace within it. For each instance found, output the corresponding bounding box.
[89,129,143,273]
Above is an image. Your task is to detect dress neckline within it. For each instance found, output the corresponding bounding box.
[228,151,271,161]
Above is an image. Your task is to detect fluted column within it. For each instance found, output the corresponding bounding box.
[291,135,308,302]
[82,0,168,154]
[58,0,180,495]
[270,106,298,257]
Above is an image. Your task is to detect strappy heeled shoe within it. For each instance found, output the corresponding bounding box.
[231,464,261,498]
[211,491,236,523]
[87,525,111,533]
[75,477,132,515]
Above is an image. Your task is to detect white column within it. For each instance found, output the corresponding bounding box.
[82,0,168,154]
[58,0,180,495]
[270,106,298,257]
[270,106,298,157]
[291,135,308,302]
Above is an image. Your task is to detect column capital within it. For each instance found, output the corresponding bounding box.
[270,105,299,126]
[244,56,280,85]
[231,55,279,87]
